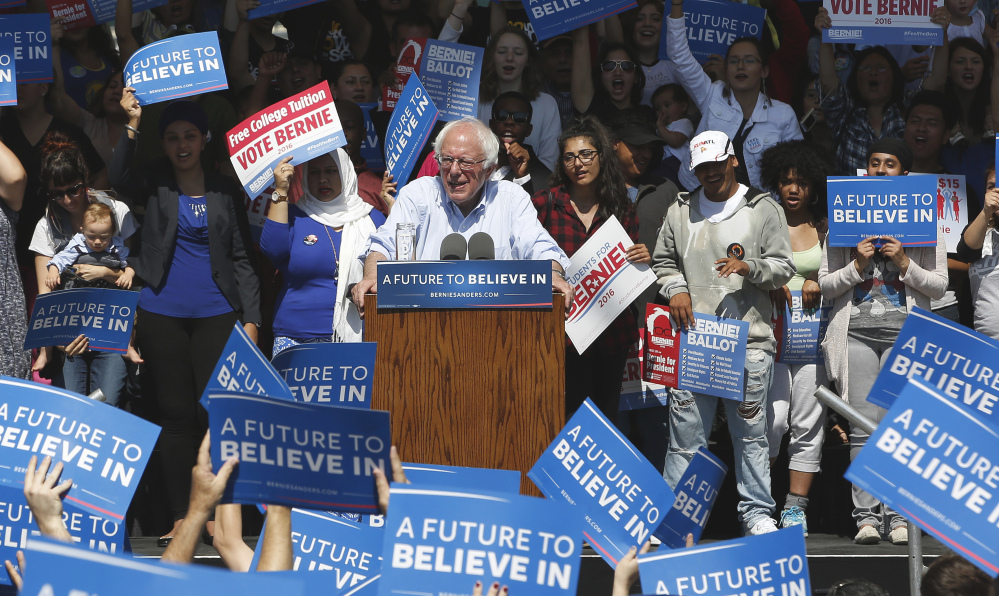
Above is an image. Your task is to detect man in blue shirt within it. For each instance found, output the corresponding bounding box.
[351,117,574,316]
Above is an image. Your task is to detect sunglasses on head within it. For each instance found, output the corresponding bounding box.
[493,109,530,124]
[46,183,85,201]
[600,60,636,72]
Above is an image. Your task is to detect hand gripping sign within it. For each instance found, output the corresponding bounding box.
[522,0,636,41]
[124,32,228,104]
[25,288,139,353]
[822,0,944,45]
[826,176,938,246]
[659,0,766,63]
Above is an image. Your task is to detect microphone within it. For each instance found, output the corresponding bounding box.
[468,232,495,260]
[440,233,467,260]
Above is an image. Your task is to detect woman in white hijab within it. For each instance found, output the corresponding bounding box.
[260,148,386,355]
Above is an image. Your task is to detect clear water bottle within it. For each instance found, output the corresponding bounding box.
[396,223,416,261]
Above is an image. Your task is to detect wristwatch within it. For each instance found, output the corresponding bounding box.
[270,191,288,203]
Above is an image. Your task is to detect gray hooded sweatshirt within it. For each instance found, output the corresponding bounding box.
[651,185,796,352]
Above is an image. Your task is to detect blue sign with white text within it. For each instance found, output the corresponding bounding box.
[0,36,16,106]
[822,23,943,46]
[249,508,384,590]
[248,0,323,19]
[201,323,292,407]
[418,39,482,122]
[21,537,304,595]
[654,447,726,549]
[0,487,128,586]
[0,14,52,83]
[209,392,390,513]
[402,463,521,493]
[867,307,999,433]
[24,288,138,352]
[0,377,160,522]
[659,0,766,63]
[379,486,581,596]
[359,103,385,172]
[638,527,810,594]
[847,378,999,577]
[522,0,636,41]
[384,75,438,185]
[827,176,938,247]
[124,32,228,104]
[271,343,376,408]
[774,290,831,364]
[377,260,552,309]
[529,399,676,567]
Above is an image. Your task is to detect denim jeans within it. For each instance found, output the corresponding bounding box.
[63,350,127,407]
[663,349,775,531]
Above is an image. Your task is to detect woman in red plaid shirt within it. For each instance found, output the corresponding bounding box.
[532,115,652,424]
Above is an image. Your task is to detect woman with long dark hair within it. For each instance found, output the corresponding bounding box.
[478,26,562,170]
[532,115,650,422]
[111,89,260,545]
[667,0,802,190]
[571,31,650,122]
[923,37,992,146]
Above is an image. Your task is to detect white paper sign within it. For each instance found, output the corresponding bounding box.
[565,216,656,352]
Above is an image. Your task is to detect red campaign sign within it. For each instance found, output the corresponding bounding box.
[380,38,425,111]
[47,0,95,29]
[642,305,680,388]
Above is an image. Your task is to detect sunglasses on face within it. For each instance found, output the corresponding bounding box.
[600,60,636,72]
[493,109,530,124]
[46,183,85,200]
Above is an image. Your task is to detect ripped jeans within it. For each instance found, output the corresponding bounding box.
[663,349,775,531]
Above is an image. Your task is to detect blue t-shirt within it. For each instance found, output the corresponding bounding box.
[139,195,233,318]
[260,205,385,339]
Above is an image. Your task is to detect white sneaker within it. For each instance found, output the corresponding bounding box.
[889,526,908,545]
[748,518,779,536]
[854,525,881,545]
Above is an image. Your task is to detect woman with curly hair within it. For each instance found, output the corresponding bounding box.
[758,140,832,536]
[531,115,651,422]
[478,26,561,170]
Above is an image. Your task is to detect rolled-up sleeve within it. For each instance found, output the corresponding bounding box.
[364,188,423,262]
[508,190,570,268]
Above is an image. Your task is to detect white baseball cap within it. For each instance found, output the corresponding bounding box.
[688,130,735,171]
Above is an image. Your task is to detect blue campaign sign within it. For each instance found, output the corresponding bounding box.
[248,0,323,19]
[659,0,766,63]
[0,377,160,522]
[376,260,552,309]
[124,32,228,104]
[827,176,938,247]
[20,537,305,595]
[384,75,438,186]
[249,508,384,591]
[774,290,831,365]
[0,0,25,7]
[0,487,128,586]
[379,486,581,596]
[200,323,292,407]
[866,307,999,433]
[0,36,16,106]
[359,103,385,172]
[846,378,999,576]
[402,463,522,493]
[654,447,726,549]
[0,14,52,83]
[24,288,138,353]
[638,527,810,594]
[528,399,676,567]
[522,0,636,41]
[209,392,391,513]
[644,306,750,401]
[271,342,376,408]
[417,39,483,121]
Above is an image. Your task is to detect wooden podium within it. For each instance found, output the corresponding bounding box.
[364,294,565,495]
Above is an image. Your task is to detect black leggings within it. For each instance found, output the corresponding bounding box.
[136,307,239,521]
[565,343,629,425]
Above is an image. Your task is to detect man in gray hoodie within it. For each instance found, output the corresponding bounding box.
[652,130,796,536]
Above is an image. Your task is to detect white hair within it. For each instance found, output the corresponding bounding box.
[432,117,499,169]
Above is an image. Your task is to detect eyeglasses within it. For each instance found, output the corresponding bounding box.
[437,155,487,171]
[46,183,85,200]
[561,149,599,166]
[726,56,761,66]
[600,60,636,73]
[493,109,530,124]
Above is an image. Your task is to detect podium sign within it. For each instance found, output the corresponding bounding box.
[376,261,552,309]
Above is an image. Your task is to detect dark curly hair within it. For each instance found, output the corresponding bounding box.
[945,37,992,138]
[758,140,833,222]
[847,46,904,109]
[549,115,631,223]
[480,26,544,102]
